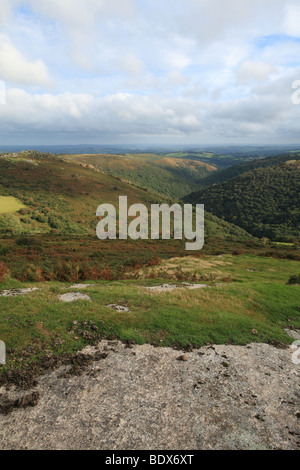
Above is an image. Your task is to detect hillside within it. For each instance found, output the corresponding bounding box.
[0,150,255,282]
[0,151,172,237]
[197,153,300,187]
[184,159,300,241]
[0,151,251,240]
[62,153,217,199]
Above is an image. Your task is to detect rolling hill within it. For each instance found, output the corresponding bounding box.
[62,153,217,199]
[0,151,253,282]
[0,151,250,241]
[184,157,300,241]
[197,153,300,187]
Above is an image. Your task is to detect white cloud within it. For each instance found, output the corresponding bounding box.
[29,0,136,29]
[0,74,298,144]
[236,61,276,84]
[0,34,52,87]
[165,51,191,70]
[0,0,18,25]
[119,53,144,76]
[282,1,300,36]
[167,71,189,86]
[0,0,300,144]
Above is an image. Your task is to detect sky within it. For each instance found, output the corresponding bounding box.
[0,0,300,145]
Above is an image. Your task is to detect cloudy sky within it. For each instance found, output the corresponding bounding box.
[0,0,300,145]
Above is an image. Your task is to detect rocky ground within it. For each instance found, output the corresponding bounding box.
[0,341,299,450]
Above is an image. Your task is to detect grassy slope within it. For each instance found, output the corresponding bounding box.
[0,152,172,236]
[0,151,251,240]
[63,153,217,199]
[163,151,260,169]
[0,151,252,282]
[0,254,299,374]
[0,196,25,214]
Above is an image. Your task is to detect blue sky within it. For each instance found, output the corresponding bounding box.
[0,0,300,145]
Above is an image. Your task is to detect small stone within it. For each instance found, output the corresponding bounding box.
[178,355,188,362]
[107,304,129,313]
[252,329,258,335]
[58,293,91,303]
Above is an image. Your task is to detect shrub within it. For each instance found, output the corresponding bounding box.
[0,245,10,256]
[148,256,161,267]
[0,262,10,281]
[232,249,244,256]
[19,208,28,216]
[16,235,35,246]
[0,214,23,235]
[287,274,300,285]
[48,215,62,229]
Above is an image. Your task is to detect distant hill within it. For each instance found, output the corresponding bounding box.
[0,151,252,241]
[184,156,300,241]
[197,153,300,187]
[63,153,218,199]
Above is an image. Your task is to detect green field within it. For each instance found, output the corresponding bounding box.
[0,196,25,215]
[0,254,299,375]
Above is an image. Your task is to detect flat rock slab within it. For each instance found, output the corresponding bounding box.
[0,288,39,297]
[147,283,209,292]
[285,329,300,340]
[68,284,96,290]
[215,283,233,286]
[185,284,210,290]
[0,342,299,450]
[57,293,92,303]
[107,304,130,313]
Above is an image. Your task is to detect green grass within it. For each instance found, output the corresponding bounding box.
[0,254,299,374]
[0,196,25,214]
